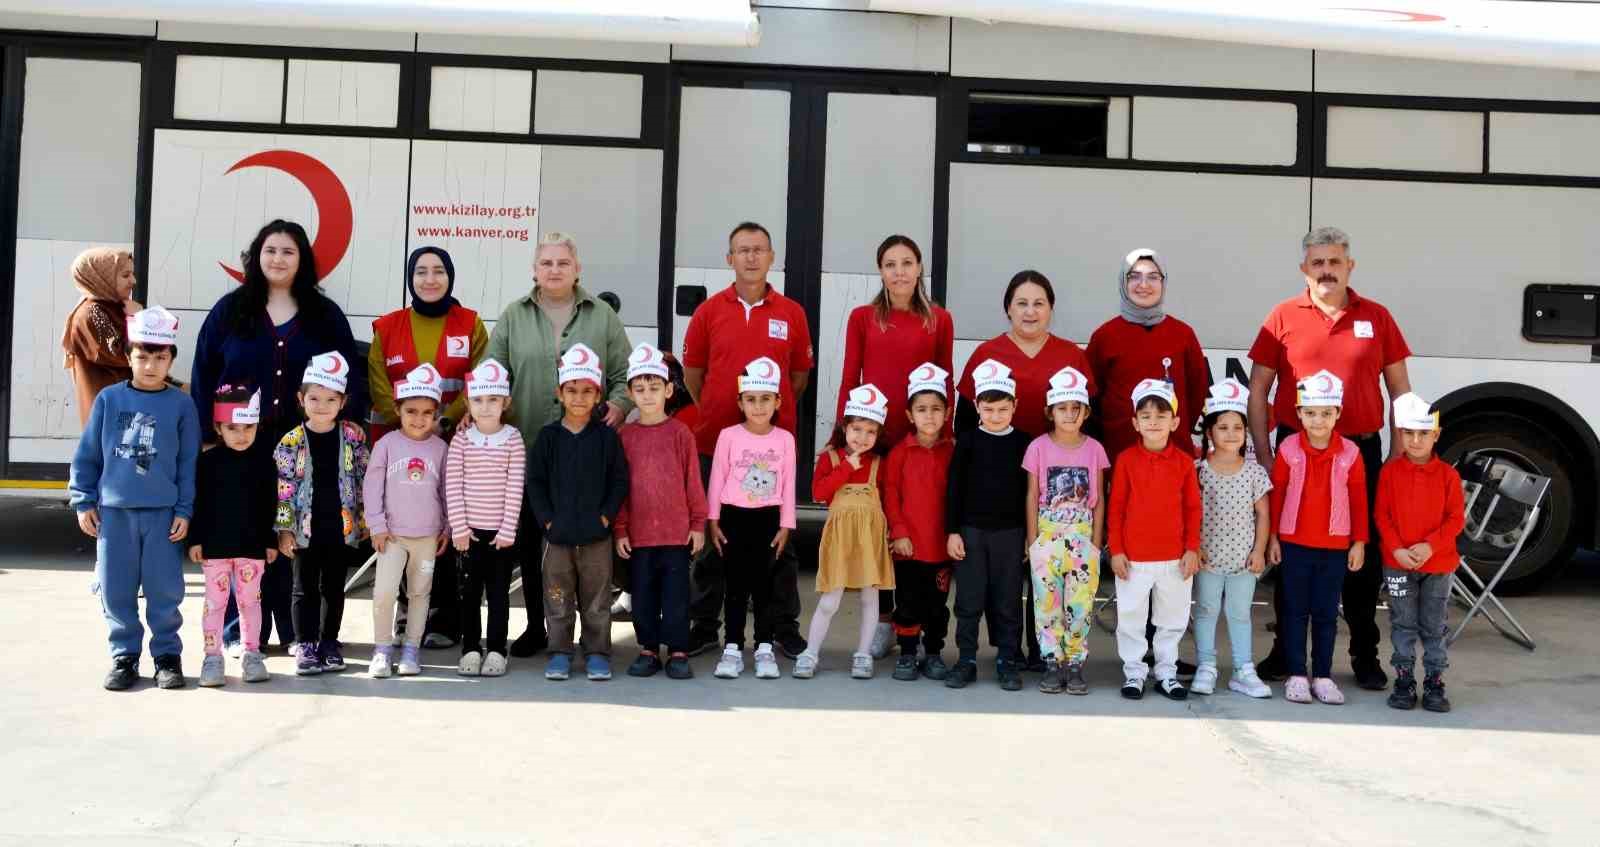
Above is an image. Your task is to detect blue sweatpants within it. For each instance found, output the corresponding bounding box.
[94,506,185,658]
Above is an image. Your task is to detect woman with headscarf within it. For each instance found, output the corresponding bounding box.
[367,246,488,441]
[1086,248,1210,464]
[61,247,138,428]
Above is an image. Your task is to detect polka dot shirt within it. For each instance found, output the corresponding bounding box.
[1197,458,1273,574]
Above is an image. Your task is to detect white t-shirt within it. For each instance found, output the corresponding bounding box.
[1197,458,1273,574]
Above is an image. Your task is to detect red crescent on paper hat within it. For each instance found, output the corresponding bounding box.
[758,359,776,379]
[323,355,344,375]
[573,347,592,366]
[914,365,935,381]
[976,362,997,379]
[486,363,502,381]
[1062,370,1080,389]
[1224,382,1241,399]
[417,368,437,384]
[1317,374,1334,392]
[863,387,880,406]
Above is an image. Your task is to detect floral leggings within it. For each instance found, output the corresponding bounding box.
[202,558,265,655]
[1027,507,1100,664]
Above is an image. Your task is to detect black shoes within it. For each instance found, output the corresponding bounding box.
[665,654,694,679]
[153,654,186,690]
[627,653,662,677]
[509,629,547,658]
[1038,658,1065,694]
[1157,677,1188,701]
[1422,674,1451,713]
[1142,655,1198,679]
[776,632,808,660]
[944,659,978,689]
[921,655,950,681]
[1388,667,1418,710]
[892,655,919,681]
[1121,677,1146,700]
[1353,658,1390,691]
[997,660,1024,691]
[1064,662,1088,695]
[1255,651,1290,682]
[104,655,138,691]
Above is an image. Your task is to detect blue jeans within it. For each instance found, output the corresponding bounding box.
[1193,570,1257,669]
[1385,568,1451,676]
[93,507,185,658]
[1279,542,1348,678]
[630,545,691,654]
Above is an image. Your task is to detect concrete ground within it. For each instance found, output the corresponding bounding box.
[2,495,1597,846]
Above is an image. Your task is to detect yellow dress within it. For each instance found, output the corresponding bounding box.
[815,451,896,593]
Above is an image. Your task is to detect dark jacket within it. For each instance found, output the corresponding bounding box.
[188,442,279,559]
[945,427,1031,533]
[527,418,630,546]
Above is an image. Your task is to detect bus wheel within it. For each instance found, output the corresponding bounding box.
[1437,413,1576,595]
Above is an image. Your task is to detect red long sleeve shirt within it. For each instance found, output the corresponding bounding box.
[1269,436,1370,550]
[614,418,708,548]
[883,433,953,563]
[1107,442,1202,561]
[1375,456,1465,574]
[835,306,955,446]
[1085,315,1210,462]
[812,450,883,505]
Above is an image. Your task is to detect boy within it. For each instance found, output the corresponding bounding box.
[1107,378,1202,701]
[528,343,630,682]
[1377,392,1465,712]
[944,360,1032,691]
[71,306,200,690]
[615,343,708,680]
[884,363,955,682]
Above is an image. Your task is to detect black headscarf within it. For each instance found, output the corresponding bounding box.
[407,245,457,318]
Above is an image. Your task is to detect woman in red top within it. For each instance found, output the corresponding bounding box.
[835,235,954,447]
[1086,249,1210,462]
[956,270,1096,438]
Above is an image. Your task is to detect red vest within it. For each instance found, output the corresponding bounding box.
[370,304,478,440]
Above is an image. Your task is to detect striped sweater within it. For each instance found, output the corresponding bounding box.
[445,422,526,545]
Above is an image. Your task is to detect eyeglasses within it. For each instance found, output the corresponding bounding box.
[1126,272,1165,284]
[731,247,770,258]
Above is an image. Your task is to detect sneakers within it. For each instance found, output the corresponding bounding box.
[1064,661,1088,695]
[1353,658,1389,691]
[510,628,547,658]
[458,651,483,676]
[868,622,894,660]
[586,654,612,681]
[944,659,977,689]
[754,644,780,679]
[371,648,394,679]
[1311,677,1345,705]
[892,654,919,681]
[241,651,270,683]
[320,642,346,673]
[199,655,226,688]
[1422,674,1451,713]
[1284,675,1313,704]
[104,655,138,691]
[777,632,808,660]
[1190,663,1218,696]
[665,653,693,679]
[792,653,819,679]
[397,645,422,676]
[851,652,874,680]
[628,652,662,677]
[1157,677,1188,701]
[997,660,1023,691]
[1038,658,1065,694]
[713,645,744,679]
[1254,650,1290,682]
[1228,665,1272,699]
[687,630,721,657]
[295,643,322,676]
[153,654,186,689]
[921,655,950,681]
[544,653,572,681]
[481,652,508,677]
[1121,677,1146,700]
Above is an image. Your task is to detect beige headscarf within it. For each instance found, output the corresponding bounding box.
[60,248,134,369]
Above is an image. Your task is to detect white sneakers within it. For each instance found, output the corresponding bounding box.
[754,644,780,679]
[851,652,874,679]
[1191,663,1218,695]
[458,651,483,676]
[240,651,269,683]
[370,650,394,679]
[481,652,508,677]
[792,653,819,679]
[868,622,894,660]
[714,644,744,679]
[1230,666,1272,698]
[199,655,226,687]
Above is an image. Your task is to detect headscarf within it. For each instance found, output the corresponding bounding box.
[60,247,134,369]
[406,245,457,318]
[1119,247,1166,327]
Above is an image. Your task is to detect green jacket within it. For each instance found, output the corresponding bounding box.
[485,285,633,435]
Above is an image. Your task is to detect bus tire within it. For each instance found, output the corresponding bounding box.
[1437,413,1576,595]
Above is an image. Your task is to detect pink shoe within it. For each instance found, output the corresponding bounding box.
[1311,677,1345,705]
[1285,675,1312,704]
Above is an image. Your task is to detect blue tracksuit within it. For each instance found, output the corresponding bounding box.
[69,381,200,658]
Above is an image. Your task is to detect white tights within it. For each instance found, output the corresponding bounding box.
[803,587,880,658]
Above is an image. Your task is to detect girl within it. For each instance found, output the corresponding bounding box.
[363,364,450,679]
[447,358,525,678]
[706,357,797,680]
[1023,367,1109,695]
[1192,380,1273,698]
[795,385,896,680]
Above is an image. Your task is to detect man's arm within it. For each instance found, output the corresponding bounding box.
[791,371,810,397]
[684,366,705,404]
[1248,362,1277,468]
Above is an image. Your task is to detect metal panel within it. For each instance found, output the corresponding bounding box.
[0,11,154,35]
[674,7,949,73]
[17,57,140,242]
[286,60,402,128]
[1491,112,1600,179]
[417,32,670,63]
[539,145,663,326]
[534,70,643,139]
[173,54,283,124]
[429,66,533,134]
[673,86,789,270]
[1316,51,1600,101]
[1133,97,1297,166]
[157,19,417,51]
[1326,106,1483,173]
[821,92,935,275]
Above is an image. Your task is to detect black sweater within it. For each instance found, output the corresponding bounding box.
[527,418,630,546]
[944,426,1031,533]
[188,443,279,559]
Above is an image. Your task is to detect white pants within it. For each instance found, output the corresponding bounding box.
[1115,560,1192,682]
[374,536,437,649]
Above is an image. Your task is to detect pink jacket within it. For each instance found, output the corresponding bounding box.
[1276,433,1360,537]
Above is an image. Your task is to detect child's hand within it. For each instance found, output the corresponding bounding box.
[1391,548,1417,570]
[1180,550,1200,578]
[492,534,515,550]
[435,532,449,557]
[76,508,100,538]
[169,516,189,543]
[453,534,471,553]
[1110,553,1130,580]
[601,515,610,528]
[946,533,965,561]
[188,545,204,564]
[616,537,633,559]
[1247,548,1266,574]
[1347,541,1365,572]
[1408,542,1434,565]
[892,537,915,558]
[265,548,278,564]
[770,527,790,552]
[372,532,390,554]
[1198,548,1210,568]
[277,532,297,559]
[1267,537,1283,566]
[709,520,726,555]
[688,529,705,556]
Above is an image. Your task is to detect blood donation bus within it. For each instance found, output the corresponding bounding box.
[0,1,1596,591]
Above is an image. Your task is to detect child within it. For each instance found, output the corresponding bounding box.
[1107,378,1202,701]
[70,306,200,690]
[706,357,797,680]
[1266,369,1368,706]
[883,363,955,682]
[364,364,450,678]
[615,343,707,680]
[944,360,1031,691]
[447,358,525,678]
[795,385,896,680]
[527,343,630,682]
[188,386,278,686]
[1023,366,1108,695]
[1377,392,1465,713]
[1192,379,1273,698]
[275,351,370,677]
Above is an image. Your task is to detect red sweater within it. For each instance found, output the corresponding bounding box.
[957,334,1096,438]
[883,433,953,563]
[1270,438,1370,550]
[812,449,883,504]
[1107,442,1202,561]
[1085,316,1209,462]
[1375,456,1465,574]
[835,305,954,447]
[614,418,708,548]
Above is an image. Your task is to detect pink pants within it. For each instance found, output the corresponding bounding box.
[202,558,265,655]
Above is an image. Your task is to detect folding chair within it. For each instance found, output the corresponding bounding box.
[1448,454,1548,651]
[344,551,379,593]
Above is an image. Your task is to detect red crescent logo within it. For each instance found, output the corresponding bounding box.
[573,348,592,366]
[220,150,354,284]
[417,368,437,384]
[1224,382,1242,399]
[976,362,998,380]
[758,360,776,379]
[323,355,344,375]
[914,365,936,381]
[1062,371,1080,389]
[1317,375,1334,391]
[862,387,881,406]
[485,363,502,382]
[1332,8,1446,23]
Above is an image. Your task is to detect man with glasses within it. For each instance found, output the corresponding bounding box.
[1247,226,1413,691]
[681,222,814,659]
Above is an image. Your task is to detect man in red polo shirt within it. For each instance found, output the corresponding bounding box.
[682,221,814,659]
[1247,226,1412,691]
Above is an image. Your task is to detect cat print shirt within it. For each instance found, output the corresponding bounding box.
[706,423,798,529]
